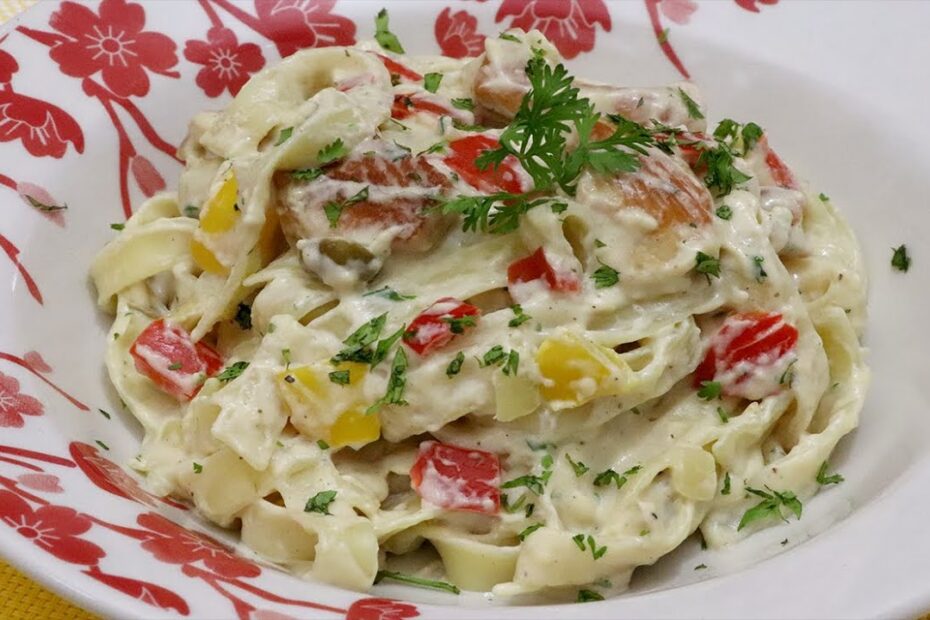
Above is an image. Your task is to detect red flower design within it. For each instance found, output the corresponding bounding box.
[137,512,261,579]
[435,9,486,59]
[18,182,67,227]
[0,370,43,428]
[48,0,178,98]
[495,0,611,59]
[23,350,53,373]
[184,26,265,97]
[0,490,105,565]
[17,473,64,493]
[0,48,19,83]
[346,598,419,620]
[130,154,166,197]
[735,0,779,12]
[0,90,84,159]
[255,0,357,58]
[70,442,185,509]
[661,0,698,25]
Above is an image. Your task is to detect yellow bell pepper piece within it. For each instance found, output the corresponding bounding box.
[277,362,379,448]
[190,238,228,275]
[329,407,381,448]
[536,332,628,408]
[200,172,239,233]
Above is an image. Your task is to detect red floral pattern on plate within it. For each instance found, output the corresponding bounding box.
[435,8,486,58]
[661,0,698,25]
[129,154,166,197]
[0,89,84,159]
[0,48,18,83]
[70,442,185,509]
[495,0,611,59]
[254,0,357,58]
[735,0,780,12]
[346,598,420,620]
[184,26,265,97]
[0,490,105,565]
[17,473,63,493]
[48,0,179,98]
[138,512,261,579]
[0,370,43,428]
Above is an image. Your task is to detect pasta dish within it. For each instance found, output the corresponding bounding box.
[90,23,868,602]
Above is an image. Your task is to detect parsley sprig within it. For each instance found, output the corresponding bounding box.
[737,486,803,530]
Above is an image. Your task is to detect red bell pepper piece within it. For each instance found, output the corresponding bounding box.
[410,441,501,514]
[129,319,223,400]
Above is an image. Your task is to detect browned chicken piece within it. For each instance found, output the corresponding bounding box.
[473,37,705,132]
[275,138,454,286]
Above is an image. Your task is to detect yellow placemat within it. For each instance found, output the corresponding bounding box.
[0,560,97,620]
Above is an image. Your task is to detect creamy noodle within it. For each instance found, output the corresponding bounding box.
[90,30,868,600]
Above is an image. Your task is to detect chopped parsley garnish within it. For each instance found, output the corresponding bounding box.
[565,453,589,477]
[234,303,252,330]
[217,361,249,383]
[423,72,443,93]
[715,205,733,220]
[593,465,641,490]
[192,462,202,473]
[502,350,520,376]
[778,360,796,386]
[183,204,200,218]
[451,97,474,111]
[526,439,556,451]
[274,126,293,146]
[891,244,911,272]
[95,440,109,451]
[819,192,830,202]
[694,563,708,571]
[502,474,546,495]
[366,348,408,413]
[328,370,350,385]
[317,439,330,450]
[371,326,405,368]
[324,185,369,228]
[499,32,521,43]
[304,490,337,515]
[363,286,415,302]
[737,486,803,531]
[816,461,844,486]
[509,304,532,327]
[291,168,323,182]
[97,408,111,420]
[442,314,477,334]
[694,251,721,281]
[317,138,347,165]
[374,8,404,54]
[592,261,620,288]
[713,118,763,155]
[572,534,607,559]
[418,141,446,156]
[110,223,125,231]
[716,406,730,424]
[698,144,751,197]
[678,88,704,120]
[518,523,543,541]
[168,362,182,370]
[697,380,722,400]
[444,59,651,235]
[550,201,568,214]
[721,472,731,495]
[594,238,607,248]
[501,492,527,514]
[752,256,767,282]
[332,314,387,364]
[450,118,484,132]
[480,345,508,367]
[281,348,292,368]
[446,351,465,378]
[374,570,460,595]
[577,589,604,603]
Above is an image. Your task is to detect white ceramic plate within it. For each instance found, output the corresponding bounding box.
[1,1,928,618]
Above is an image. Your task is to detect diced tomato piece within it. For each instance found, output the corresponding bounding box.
[694,312,799,400]
[403,297,481,356]
[443,135,526,194]
[129,319,224,400]
[391,94,454,120]
[507,247,580,293]
[410,441,500,514]
[375,53,422,82]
